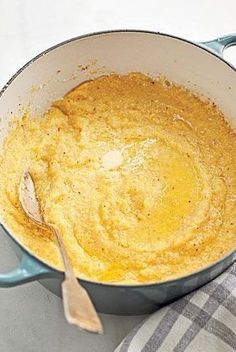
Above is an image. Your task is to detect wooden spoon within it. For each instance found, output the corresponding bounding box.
[19,171,103,334]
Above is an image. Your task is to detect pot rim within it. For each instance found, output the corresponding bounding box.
[0,29,235,288]
[1,28,236,99]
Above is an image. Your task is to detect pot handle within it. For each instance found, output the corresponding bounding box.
[200,33,236,57]
[0,251,57,287]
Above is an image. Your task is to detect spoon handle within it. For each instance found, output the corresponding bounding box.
[49,225,103,334]
[49,224,74,279]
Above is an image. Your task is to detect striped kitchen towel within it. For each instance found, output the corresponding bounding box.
[115,262,236,352]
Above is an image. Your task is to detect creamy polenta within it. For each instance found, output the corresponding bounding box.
[0,73,235,283]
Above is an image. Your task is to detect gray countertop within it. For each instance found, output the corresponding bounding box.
[0,0,236,351]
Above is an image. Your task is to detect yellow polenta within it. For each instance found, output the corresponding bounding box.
[0,73,235,283]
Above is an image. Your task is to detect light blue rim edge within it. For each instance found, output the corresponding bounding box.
[0,30,236,288]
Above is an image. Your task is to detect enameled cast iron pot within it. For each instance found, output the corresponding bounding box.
[0,31,235,315]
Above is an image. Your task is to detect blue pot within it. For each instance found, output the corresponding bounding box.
[0,31,235,315]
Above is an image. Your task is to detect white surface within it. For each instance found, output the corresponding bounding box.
[0,1,236,351]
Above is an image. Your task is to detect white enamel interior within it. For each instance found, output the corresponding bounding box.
[0,31,236,149]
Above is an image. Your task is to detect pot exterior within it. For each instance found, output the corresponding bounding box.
[39,251,235,315]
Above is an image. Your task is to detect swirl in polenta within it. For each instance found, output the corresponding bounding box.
[0,73,235,283]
